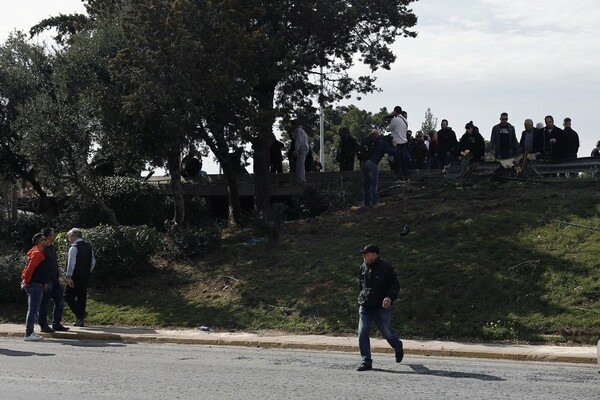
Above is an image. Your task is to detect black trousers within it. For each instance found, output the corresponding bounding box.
[64,283,89,320]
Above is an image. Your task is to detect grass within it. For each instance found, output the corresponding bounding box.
[2,177,600,344]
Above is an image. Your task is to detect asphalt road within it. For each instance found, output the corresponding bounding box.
[0,337,597,399]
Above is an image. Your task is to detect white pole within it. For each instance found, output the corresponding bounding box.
[319,65,325,172]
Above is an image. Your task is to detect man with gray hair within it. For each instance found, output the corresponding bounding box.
[64,228,96,327]
[519,118,542,154]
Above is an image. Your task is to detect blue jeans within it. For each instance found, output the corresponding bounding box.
[39,279,65,328]
[25,283,44,336]
[361,160,378,205]
[358,305,403,364]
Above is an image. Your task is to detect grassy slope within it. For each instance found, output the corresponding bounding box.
[4,179,600,343]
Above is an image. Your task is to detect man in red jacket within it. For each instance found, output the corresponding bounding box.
[21,233,51,341]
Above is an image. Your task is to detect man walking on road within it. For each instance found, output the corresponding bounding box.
[64,228,96,327]
[356,244,404,371]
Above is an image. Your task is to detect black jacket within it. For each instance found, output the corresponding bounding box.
[562,127,580,158]
[437,127,459,156]
[43,245,59,280]
[358,257,400,310]
[459,131,486,162]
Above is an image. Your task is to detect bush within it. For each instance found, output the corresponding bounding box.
[159,224,222,260]
[0,249,27,303]
[55,225,156,287]
[67,177,167,227]
[0,213,49,250]
[287,184,355,219]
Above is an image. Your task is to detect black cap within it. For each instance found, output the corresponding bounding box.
[359,244,380,254]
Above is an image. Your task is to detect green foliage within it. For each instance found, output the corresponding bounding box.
[0,249,27,303]
[318,105,390,171]
[71,177,166,227]
[55,226,156,287]
[421,107,438,133]
[0,213,49,250]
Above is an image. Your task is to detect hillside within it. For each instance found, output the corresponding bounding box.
[4,178,600,344]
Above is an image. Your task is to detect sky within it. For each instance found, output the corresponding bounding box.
[2,0,599,173]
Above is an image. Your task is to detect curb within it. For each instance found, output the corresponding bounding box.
[1,328,597,365]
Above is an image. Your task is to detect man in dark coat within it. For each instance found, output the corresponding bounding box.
[336,127,359,171]
[437,119,459,168]
[356,244,404,371]
[359,129,396,207]
[490,112,519,159]
[562,118,580,159]
[542,115,564,160]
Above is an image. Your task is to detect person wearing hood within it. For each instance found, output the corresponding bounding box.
[21,233,52,341]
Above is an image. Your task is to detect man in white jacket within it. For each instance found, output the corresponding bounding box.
[386,106,410,180]
[293,121,310,184]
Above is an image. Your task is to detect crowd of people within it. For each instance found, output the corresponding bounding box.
[178,110,597,196]
[20,227,96,341]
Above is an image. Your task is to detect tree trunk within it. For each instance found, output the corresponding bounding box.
[166,150,185,225]
[77,182,120,226]
[254,79,277,211]
[195,127,243,226]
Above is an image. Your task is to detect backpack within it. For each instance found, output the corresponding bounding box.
[356,137,375,162]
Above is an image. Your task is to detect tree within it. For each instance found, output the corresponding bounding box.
[237,0,418,210]
[0,32,56,214]
[111,0,261,225]
[48,0,419,222]
[421,107,438,134]
[17,23,131,226]
[320,105,390,171]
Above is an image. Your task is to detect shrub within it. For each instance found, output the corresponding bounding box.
[0,249,27,303]
[55,225,156,287]
[68,177,166,227]
[0,213,49,250]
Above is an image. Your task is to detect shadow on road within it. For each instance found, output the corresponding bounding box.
[0,348,55,357]
[372,363,505,381]
[59,340,127,348]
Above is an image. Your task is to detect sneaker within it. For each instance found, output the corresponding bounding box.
[24,333,43,341]
[396,345,404,363]
[356,362,372,372]
[52,324,70,332]
[74,319,85,327]
[40,326,55,333]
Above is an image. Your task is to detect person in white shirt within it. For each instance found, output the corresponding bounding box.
[292,121,310,184]
[386,106,410,180]
[64,228,96,327]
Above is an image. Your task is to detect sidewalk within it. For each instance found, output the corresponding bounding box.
[1,323,597,365]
